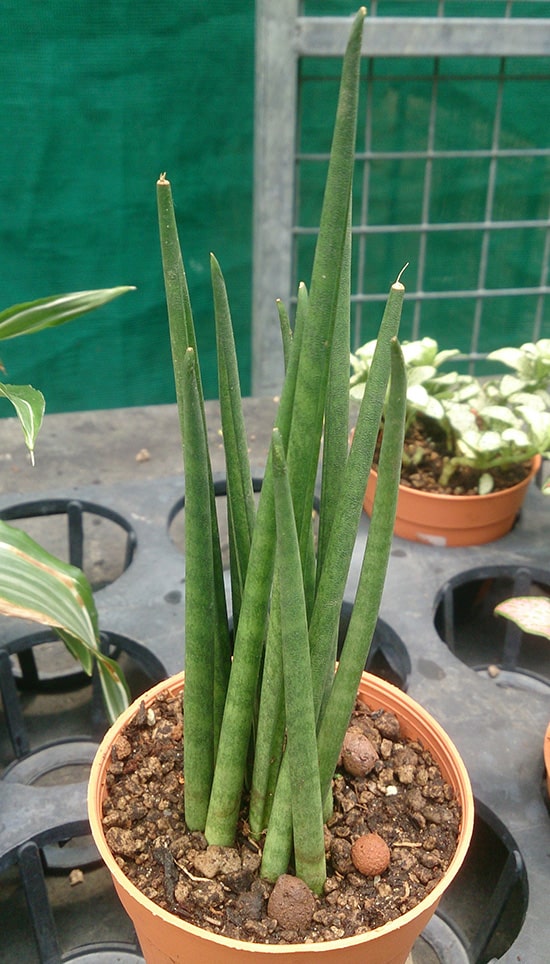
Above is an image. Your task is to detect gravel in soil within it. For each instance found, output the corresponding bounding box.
[101,691,461,945]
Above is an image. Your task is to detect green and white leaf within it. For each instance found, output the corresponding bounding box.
[460,429,502,455]
[444,403,477,435]
[517,408,550,451]
[495,596,550,640]
[0,287,135,341]
[500,427,530,449]
[447,380,482,406]
[434,348,461,367]
[487,347,525,372]
[401,337,439,367]
[0,384,45,462]
[351,339,376,367]
[508,391,547,411]
[0,521,129,721]
[478,472,495,495]
[406,365,437,387]
[480,405,521,428]
[406,383,444,420]
[498,374,525,398]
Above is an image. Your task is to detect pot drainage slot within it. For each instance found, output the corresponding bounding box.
[411,799,528,963]
[0,832,143,963]
[0,631,167,758]
[0,497,137,591]
[1,738,100,871]
[434,565,550,692]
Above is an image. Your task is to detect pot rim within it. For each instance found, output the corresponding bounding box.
[88,671,475,955]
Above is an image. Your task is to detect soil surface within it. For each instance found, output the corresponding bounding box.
[390,417,531,496]
[101,690,461,945]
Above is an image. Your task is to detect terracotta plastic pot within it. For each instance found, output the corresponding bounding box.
[88,672,474,964]
[364,456,541,547]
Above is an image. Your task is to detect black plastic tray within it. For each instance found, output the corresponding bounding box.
[1,474,548,963]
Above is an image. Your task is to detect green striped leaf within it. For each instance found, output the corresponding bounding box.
[0,288,135,341]
[0,384,45,463]
[0,521,129,721]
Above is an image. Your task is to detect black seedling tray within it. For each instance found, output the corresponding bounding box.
[0,473,548,963]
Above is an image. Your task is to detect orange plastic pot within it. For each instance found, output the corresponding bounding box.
[88,672,474,964]
[364,456,541,547]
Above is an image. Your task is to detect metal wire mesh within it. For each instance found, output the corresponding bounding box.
[253,0,550,393]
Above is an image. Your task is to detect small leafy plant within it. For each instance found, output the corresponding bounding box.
[351,336,550,494]
[495,595,550,641]
[494,464,550,636]
[0,286,133,721]
[155,7,407,894]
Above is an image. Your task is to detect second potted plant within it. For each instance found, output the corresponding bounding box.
[351,336,550,545]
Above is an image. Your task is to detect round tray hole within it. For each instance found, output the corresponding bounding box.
[1,631,166,758]
[434,566,550,690]
[168,477,263,565]
[434,799,528,963]
[410,914,469,963]
[1,738,101,870]
[5,630,164,696]
[0,498,137,591]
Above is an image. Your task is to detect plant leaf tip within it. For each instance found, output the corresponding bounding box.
[394,263,409,288]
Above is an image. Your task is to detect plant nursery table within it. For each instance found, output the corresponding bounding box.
[0,400,548,964]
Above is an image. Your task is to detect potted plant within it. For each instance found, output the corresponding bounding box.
[351,336,550,545]
[0,286,133,720]
[82,11,474,963]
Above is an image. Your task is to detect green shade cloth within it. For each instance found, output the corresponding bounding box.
[1,1,254,412]
[1,2,548,414]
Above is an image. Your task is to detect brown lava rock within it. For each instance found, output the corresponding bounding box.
[99,691,461,945]
[351,833,391,876]
[340,726,379,777]
[267,874,316,932]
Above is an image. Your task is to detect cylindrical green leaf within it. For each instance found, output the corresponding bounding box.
[285,7,366,572]
[157,176,230,761]
[268,428,325,894]
[181,348,217,830]
[211,253,256,630]
[309,280,406,716]
[317,337,407,798]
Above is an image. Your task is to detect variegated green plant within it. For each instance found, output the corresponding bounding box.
[0,288,133,462]
[493,432,550,631]
[495,594,550,639]
[351,336,550,494]
[0,286,134,720]
[156,7,407,895]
